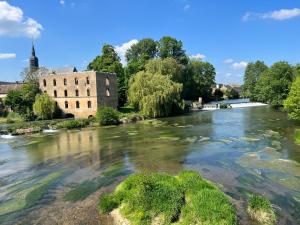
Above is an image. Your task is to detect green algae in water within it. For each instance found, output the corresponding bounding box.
[0,170,64,216]
[295,129,300,145]
[157,135,181,141]
[63,163,130,202]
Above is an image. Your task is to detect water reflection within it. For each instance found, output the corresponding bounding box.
[0,106,300,224]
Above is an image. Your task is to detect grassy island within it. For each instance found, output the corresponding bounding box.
[247,194,276,225]
[99,171,237,225]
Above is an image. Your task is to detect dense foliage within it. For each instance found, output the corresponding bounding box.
[226,88,240,99]
[242,61,268,100]
[183,61,216,101]
[99,171,237,225]
[128,71,184,118]
[88,44,126,106]
[284,76,300,121]
[33,93,56,120]
[4,82,40,120]
[96,107,120,126]
[243,61,296,107]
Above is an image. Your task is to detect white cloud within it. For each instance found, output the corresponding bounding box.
[225,73,232,77]
[184,4,190,11]
[114,39,138,65]
[231,61,248,70]
[190,53,205,60]
[0,1,43,38]
[59,0,65,6]
[243,8,300,21]
[0,53,16,59]
[223,58,234,64]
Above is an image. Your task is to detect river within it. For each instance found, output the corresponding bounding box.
[0,106,299,225]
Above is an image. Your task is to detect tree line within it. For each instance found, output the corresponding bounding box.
[88,36,216,117]
[242,61,300,121]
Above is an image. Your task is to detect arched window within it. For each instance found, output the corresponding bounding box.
[55,101,58,106]
[54,90,57,98]
[75,89,79,97]
[64,90,68,97]
[106,89,110,97]
[86,77,90,84]
[43,79,47,87]
[44,90,47,94]
[75,78,79,85]
[105,77,110,86]
[76,101,80,108]
[87,89,90,96]
[87,101,92,108]
[53,79,56,86]
[65,101,68,109]
[64,78,67,86]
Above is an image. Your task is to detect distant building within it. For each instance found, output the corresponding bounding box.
[39,70,118,118]
[30,43,39,72]
[0,81,23,100]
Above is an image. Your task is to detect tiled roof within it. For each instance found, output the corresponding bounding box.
[0,82,23,94]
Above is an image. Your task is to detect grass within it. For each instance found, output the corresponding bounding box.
[98,171,237,225]
[247,194,276,225]
[55,119,90,129]
[295,129,300,145]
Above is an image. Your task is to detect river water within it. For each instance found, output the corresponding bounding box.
[0,106,299,225]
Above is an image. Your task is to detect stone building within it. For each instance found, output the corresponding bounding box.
[39,70,118,118]
[0,81,23,100]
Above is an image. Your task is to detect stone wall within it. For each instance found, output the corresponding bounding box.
[39,71,118,118]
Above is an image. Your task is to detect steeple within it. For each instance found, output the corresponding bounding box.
[29,42,39,72]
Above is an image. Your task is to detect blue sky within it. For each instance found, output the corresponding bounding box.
[0,0,300,84]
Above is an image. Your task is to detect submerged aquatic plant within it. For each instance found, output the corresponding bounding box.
[99,171,237,225]
[295,129,300,145]
[247,194,276,225]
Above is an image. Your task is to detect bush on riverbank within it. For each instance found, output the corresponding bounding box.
[99,171,237,225]
[55,119,90,129]
[247,194,276,225]
[6,112,24,123]
[96,107,119,126]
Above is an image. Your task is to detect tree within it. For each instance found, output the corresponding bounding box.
[21,67,49,83]
[4,90,27,114]
[254,61,294,107]
[284,76,300,121]
[145,57,182,82]
[213,89,224,101]
[226,89,240,99]
[128,71,184,118]
[33,93,56,120]
[88,44,126,106]
[242,61,268,100]
[158,36,189,65]
[182,61,216,102]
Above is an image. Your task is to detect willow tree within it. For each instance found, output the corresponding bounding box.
[284,76,300,121]
[33,93,56,120]
[128,71,184,118]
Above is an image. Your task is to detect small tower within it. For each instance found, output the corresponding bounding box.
[30,43,39,72]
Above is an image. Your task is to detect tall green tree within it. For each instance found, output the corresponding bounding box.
[255,61,294,107]
[243,61,268,100]
[284,76,300,121]
[128,71,184,118]
[158,36,189,65]
[88,44,126,106]
[145,57,182,82]
[33,93,56,120]
[182,61,216,102]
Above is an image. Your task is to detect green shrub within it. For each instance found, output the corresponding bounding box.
[96,107,119,126]
[56,119,89,129]
[6,112,24,123]
[247,194,276,225]
[33,93,56,120]
[99,171,237,225]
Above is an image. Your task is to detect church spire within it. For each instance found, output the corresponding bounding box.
[29,42,39,72]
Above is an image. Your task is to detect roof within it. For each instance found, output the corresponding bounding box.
[0,82,23,94]
[49,67,78,74]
